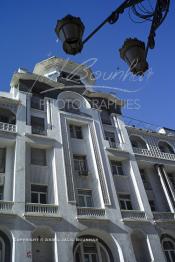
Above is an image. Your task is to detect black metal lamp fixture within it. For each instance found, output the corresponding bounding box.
[55,15,85,55]
[55,0,170,75]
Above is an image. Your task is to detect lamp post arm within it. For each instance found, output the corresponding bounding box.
[82,0,144,45]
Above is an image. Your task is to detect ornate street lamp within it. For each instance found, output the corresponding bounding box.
[55,0,170,75]
[55,15,85,55]
[119,38,148,75]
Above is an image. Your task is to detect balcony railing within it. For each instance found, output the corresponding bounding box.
[77,207,106,218]
[153,212,175,221]
[133,147,175,161]
[25,203,59,216]
[0,201,14,213]
[32,127,47,136]
[121,210,147,221]
[0,122,16,133]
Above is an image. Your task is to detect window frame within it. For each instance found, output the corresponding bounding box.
[162,239,175,262]
[105,131,116,148]
[0,148,6,174]
[118,194,133,210]
[70,125,83,139]
[0,186,4,201]
[31,184,48,204]
[73,155,88,174]
[31,148,47,166]
[77,189,94,207]
[110,160,124,176]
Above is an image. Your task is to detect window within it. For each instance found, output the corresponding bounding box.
[101,111,112,125]
[77,189,93,207]
[130,136,147,149]
[31,95,44,111]
[111,161,124,176]
[74,236,113,262]
[105,132,116,148]
[31,116,46,135]
[0,186,3,200]
[0,237,5,262]
[158,141,174,154]
[73,155,88,175]
[31,148,47,166]
[168,173,175,190]
[70,125,83,139]
[140,169,152,190]
[0,148,6,173]
[163,240,175,262]
[149,200,156,211]
[119,194,133,210]
[31,184,47,204]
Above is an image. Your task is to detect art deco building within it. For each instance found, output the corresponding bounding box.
[0,57,174,262]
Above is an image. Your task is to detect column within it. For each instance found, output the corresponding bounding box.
[12,230,32,262]
[56,232,76,262]
[161,166,175,205]
[154,164,174,212]
[147,234,166,262]
[4,146,14,200]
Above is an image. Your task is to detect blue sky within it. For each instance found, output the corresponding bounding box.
[0,0,174,129]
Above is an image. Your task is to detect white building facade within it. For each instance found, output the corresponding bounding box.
[0,57,174,262]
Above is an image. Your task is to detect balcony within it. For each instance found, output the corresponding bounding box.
[25,203,60,217]
[153,212,175,222]
[25,203,59,218]
[77,207,107,220]
[32,127,47,136]
[121,210,147,222]
[0,122,16,133]
[0,201,14,214]
[133,147,175,161]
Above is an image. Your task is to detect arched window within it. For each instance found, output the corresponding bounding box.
[0,231,11,262]
[162,238,175,262]
[73,236,114,262]
[130,136,147,149]
[0,108,16,124]
[158,141,174,154]
[131,231,151,262]
[0,237,5,262]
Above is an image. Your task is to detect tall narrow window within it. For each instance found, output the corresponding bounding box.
[70,125,83,139]
[31,148,47,166]
[0,186,4,200]
[77,189,93,207]
[168,173,175,190]
[119,194,133,210]
[73,155,88,175]
[101,110,112,125]
[31,184,47,204]
[105,131,116,148]
[0,148,6,173]
[31,95,44,111]
[31,116,46,135]
[140,169,152,190]
[111,161,124,176]
[149,200,156,211]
